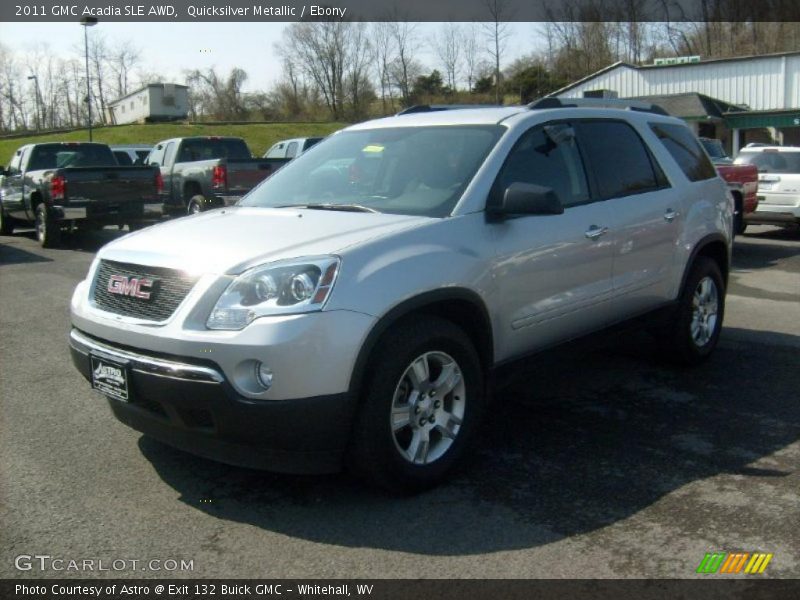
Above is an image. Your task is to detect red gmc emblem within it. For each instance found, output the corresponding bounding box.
[107,275,155,300]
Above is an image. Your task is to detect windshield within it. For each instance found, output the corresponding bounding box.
[241,125,504,217]
[699,138,729,162]
[735,150,800,174]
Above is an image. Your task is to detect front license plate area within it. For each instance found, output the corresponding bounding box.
[91,354,131,402]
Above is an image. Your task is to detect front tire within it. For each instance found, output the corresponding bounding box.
[35,204,61,248]
[659,257,725,365]
[348,316,485,493]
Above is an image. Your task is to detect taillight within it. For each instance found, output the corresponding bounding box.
[212,165,227,190]
[51,175,66,201]
[155,171,164,194]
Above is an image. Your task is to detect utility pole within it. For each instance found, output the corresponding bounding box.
[27,75,41,132]
[80,16,98,141]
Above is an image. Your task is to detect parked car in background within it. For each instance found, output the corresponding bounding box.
[0,142,159,247]
[147,136,290,215]
[734,146,800,229]
[111,144,152,166]
[69,101,731,492]
[699,138,758,235]
[263,137,323,160]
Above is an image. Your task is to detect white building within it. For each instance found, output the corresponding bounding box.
[552,51,800,153]
[106,83,189,125]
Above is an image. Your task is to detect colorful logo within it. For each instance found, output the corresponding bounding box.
[697,552,773,574]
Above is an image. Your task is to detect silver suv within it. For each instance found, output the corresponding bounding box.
[69,100,732,492]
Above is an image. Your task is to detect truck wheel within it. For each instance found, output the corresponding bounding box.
[348,316,485,493]
[659,257,725,366]
[35,204,61,248]
[0,206,14,235]
[187,195,205,215]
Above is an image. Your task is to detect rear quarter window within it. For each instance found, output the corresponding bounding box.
[650,123,717,182]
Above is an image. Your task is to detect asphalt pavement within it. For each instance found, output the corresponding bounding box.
[1,225,798,579]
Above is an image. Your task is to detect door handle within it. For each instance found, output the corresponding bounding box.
[664,209,679,222]
[584,225,609,240]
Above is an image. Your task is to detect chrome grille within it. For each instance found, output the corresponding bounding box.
[92,260,199,322]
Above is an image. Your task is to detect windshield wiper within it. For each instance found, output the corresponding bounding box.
[296,203,379,213]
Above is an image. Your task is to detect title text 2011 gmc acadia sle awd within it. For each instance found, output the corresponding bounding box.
[69,100,732,492]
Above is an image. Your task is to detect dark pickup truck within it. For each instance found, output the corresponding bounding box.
[147,136,289,215]
[0,142,159,247]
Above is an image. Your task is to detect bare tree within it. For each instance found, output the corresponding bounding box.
[109,40,141,99]
[434,23,462,94]
[462,23,482,93]
[345,22,373,119]
[0,46,26,130]
[185,67,249,120]
[371,22,396,114]
[280,21,350,119]
[482,0,513,103]
[86,32,110,124]
[388,21,418,107]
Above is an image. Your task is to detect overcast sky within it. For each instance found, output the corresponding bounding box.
[0,21,540,93]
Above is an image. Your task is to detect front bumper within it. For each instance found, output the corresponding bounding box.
[69,329,354,473]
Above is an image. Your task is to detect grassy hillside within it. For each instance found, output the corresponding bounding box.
[0,122,347,165]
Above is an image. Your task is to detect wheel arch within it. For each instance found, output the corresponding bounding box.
[30,190,44,211]
[681,233,730,292]
[183,180,202,201]
[347,288,494,398]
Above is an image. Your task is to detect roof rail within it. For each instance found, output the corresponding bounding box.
[528,97,669,116]
[396,104,504,115]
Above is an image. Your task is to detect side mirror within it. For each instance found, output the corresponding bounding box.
[149,161,160,168]
[488,182,564,218]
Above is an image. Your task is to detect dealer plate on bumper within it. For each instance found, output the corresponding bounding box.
[91,354,130,402]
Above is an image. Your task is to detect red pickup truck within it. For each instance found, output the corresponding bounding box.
[700,138,758,235]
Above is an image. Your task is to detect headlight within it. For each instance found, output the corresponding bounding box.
[207,256,340,330]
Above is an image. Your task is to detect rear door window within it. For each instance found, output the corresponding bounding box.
[650,123,717,181]
[577,121,666,198]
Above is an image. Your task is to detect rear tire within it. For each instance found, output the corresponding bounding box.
[0,205,14,235]
[348,316,485,493]
[35,204,61,248]
[658,257,725,366]
[187,195,205,215]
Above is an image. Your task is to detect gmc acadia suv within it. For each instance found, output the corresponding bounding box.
[69,100,732,492]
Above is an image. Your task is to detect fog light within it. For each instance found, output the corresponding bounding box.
[255,362,273,390]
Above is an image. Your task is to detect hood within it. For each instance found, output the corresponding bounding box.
[100,207,431,274]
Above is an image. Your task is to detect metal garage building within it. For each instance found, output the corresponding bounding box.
[551,51,800,155]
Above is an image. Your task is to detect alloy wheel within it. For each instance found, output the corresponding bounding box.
[390,351,466,465]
